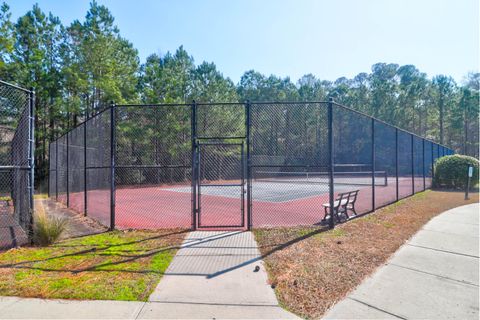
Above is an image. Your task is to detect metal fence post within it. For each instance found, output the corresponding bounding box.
[55,135,58,201]
[431,143,434,186]
[191,100,197,230]
[110,102,116,230]
[371,118,375,211]
[328,98,335,229]
[84,121,87,216]
[245,100,252,230]
[395,128,399,201]
[66,126,70,207]
[422,139,426,190]
[47,141,52,198]
[28,88,35,240]
[411,134,414,195]
[47,141,50,198]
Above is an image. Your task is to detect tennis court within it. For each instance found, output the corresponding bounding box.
[62,173,414,230]
[49,101,453,231]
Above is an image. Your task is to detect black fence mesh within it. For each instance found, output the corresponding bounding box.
[374,121,397,209]
[57,134,67,205]
[0,81,33,249]
[198,143,244,228]
[250,102,329,227]
[413,136,424,193]
[115,105,192,229]
[424,141,433,188]
[398,131,413,199]
[333,105,373,216]
[196,103,245,139]
[48,101,453,231]
[85,108,111,227]
[432,143,439,168]
[68,124,85,213]
[48,141,56,198]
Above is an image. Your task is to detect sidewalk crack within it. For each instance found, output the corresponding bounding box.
[388,263,479,287]
[347,297,406,319]
[407,244,479,258]
[134,301,147,319]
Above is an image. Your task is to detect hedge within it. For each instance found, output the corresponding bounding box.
[433,154,479,189]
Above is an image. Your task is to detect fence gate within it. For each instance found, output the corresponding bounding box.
[195,142,245,228]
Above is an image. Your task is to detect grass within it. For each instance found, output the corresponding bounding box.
[0,229,186,301]
[253,190,479,319]
[33,211,68,246]
[33,194,49,199]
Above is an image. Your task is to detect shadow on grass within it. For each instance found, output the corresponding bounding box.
[0,229,190,273]
[0,230,254,275]
[0,226,332,277]
[53,229,188,248]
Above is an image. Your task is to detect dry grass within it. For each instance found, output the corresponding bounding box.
[0,229,186,301]
[254,190,479,319]
[33,211,68,246]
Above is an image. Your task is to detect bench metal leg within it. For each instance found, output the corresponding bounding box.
[323,206,329,220]
[342,206,350,220]
[350,205,357,216]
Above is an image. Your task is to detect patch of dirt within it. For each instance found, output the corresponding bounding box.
[253,190,479,319]
[35,199,108,239]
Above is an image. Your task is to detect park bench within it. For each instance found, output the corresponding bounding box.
[321,190,359,223]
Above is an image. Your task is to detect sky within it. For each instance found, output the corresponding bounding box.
[8,0,480,85]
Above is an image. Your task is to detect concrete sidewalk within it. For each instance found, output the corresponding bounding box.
[325,203,479,320]
[0,231,297,319]
[145,231,298,319]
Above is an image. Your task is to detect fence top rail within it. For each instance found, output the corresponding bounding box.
[116,103,191,107]
[249,101,330,105]
[49,100,453,152]
[116,101,331,107]
[0,165,32,170]
[0,80,33,94]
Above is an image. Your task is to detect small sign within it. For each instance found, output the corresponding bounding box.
[468,166,473,177]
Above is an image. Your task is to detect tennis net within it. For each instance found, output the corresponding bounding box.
[253,170,388,186]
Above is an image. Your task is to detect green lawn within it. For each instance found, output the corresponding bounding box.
[0,229,186,301]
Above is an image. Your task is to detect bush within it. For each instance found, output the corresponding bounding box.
[33,212,68,246]
[433,155,479,189]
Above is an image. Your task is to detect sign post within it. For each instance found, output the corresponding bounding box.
[465,165,473,200]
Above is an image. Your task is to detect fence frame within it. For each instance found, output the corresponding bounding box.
[48,99,454,231]
[0,80,35,243]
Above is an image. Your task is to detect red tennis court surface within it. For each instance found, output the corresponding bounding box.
[56,176,428,230]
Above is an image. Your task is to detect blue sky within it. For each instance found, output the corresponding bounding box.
[9,0,479,84]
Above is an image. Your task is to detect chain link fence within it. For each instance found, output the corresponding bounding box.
[48,100,454,231]
[0,80,34,249]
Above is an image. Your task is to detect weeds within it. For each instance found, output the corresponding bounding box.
[33,212,68,246]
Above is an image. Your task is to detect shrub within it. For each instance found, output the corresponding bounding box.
[33,212,68,246]
[433,155,479,189]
